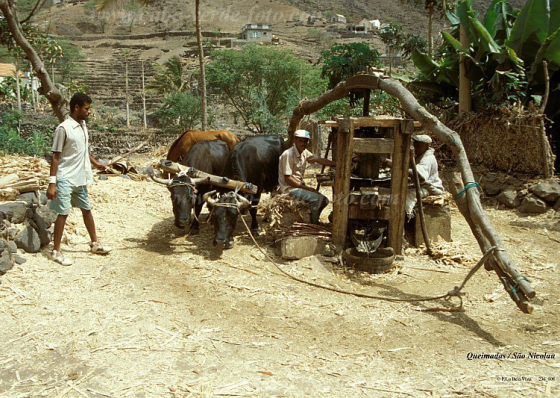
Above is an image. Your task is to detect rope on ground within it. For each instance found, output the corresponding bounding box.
[239,213,501,312]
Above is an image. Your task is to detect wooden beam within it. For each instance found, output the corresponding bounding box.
[353,138,394,154]
[387,120,413,254]
[320,117,421,129]
[156,159,258,194]
[331,118,355,250]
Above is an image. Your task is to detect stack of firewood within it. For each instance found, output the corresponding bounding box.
[0,155,49,201]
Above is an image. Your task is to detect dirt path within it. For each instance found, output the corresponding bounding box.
[1,173,559,397]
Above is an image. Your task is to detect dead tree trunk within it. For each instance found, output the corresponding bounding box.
[0,0,67,122]
[287,71,535,313]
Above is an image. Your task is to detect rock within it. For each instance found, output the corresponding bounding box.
[14,226,41,253]
[483,179,502,196]
[554,198,560,212]
[518,195,548,214]
[37,228,51,247]
[8,240,17,254]
[25,208,34,219]
[32,210,49,230]
[280,236,328,260]
[0,201,28,224]
[506,176,523,188]
[0,250,14,274]
[14,254,27,265]
[18,191,47,206]
[2,226,21,240]
[529,180,560,203]
[37,205,58,227]
[497,189,521,208]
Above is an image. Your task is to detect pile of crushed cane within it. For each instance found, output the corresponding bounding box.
[0,155,49,201]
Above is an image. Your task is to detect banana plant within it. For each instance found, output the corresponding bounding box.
[411,0,559,110]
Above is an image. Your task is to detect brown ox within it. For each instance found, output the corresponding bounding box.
[167,130,240,162]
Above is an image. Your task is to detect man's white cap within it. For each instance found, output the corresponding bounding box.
[294,129,311,139]
[412,134,432,144]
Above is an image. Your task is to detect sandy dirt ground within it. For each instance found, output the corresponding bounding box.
[1,159,559,397]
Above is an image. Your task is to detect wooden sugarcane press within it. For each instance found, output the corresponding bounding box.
[329,116,419,262]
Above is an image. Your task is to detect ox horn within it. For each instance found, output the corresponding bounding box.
[236,194,251,209]
[150,174,171,185]
[203,190,218,206]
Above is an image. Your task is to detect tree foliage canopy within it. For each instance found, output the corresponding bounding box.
[411,0,560,112]
[206,44,326,134]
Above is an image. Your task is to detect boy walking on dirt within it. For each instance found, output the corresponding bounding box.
[46,93,112,266]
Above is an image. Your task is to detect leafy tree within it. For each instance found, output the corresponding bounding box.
[0,0,67,120]
[53,39,85,84]
[318,42,383,90]
[207,44,327,134]
[0,75,29,100]
[410,0,531,110]
[0,109,50,156]
[153,91,205,133]
[147,55,190,95]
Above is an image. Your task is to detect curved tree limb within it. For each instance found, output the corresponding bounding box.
[0,0,67,122]
[287,71,535,313]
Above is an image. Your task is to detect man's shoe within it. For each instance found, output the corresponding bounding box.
[50,250,73,266]
[90,242,112,255]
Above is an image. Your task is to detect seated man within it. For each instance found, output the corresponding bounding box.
[278,129,336,224]
[383,134,444,215]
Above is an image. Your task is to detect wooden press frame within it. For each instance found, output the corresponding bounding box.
[330,116,418,254]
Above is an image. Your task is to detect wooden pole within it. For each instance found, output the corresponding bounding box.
[15,58,21,112]
[141,60,147,129]
[387,120,412,254]
[156,159,258,194]
[459,24,471,114]
[411,151,432,255]
[331,118,354,251]
[125,55,130,128]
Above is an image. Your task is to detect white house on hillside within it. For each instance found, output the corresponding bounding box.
[331,14,346,23]
[240,24,272,43]
[359,19,381,30]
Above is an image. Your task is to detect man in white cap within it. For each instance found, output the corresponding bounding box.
[383,134,444,215]
[278,129,336,224]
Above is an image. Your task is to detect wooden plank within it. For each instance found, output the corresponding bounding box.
[156,159,258,194]
[331,119,354,251]
[353,138,394,154]
[348,205,390,220]
[387,122,412,254]
[320,118,421,128]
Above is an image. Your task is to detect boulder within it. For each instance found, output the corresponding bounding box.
[37,205,58,227]
[529,180,560,203]
[497,189,521,208]
[483,179,502,196]
[14,254,27,265]
[14,226,41,253]
[17,191,48,206]
[0,250,14,275]
[518,195,548,214]
[0,201,28,224]
[280,236,328,260]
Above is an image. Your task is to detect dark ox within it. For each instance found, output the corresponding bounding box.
[204,135,288,249]
[153,140,230,233]
[167,130,239,163]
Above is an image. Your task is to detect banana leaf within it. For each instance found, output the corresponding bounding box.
[483,0,507,35]
[507,0,550,57]
[528,26,560,85]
